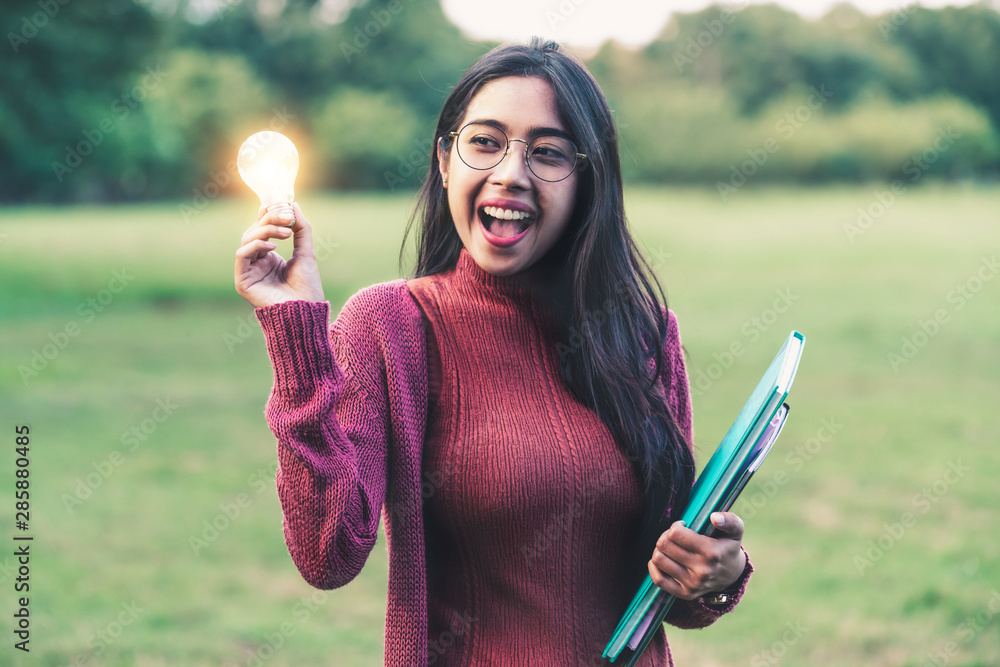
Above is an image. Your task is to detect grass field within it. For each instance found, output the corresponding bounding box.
[1,183,998,666]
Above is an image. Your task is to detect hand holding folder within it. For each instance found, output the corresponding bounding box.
[603,331,805,665]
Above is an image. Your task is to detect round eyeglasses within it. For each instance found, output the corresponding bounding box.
[447,122,587,183]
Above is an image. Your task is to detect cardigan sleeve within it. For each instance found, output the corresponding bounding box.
[658,308,754,630]
[253,282,427,590]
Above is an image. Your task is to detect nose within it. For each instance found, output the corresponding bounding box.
[489,138,532,189]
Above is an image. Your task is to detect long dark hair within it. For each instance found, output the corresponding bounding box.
[399,38,695,556]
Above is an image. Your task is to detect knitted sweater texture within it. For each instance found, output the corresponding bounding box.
[254,248,751,666]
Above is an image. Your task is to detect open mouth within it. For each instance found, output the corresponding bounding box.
[478,206,534,239]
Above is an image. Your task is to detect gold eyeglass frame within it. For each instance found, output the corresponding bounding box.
[447,123,588,182]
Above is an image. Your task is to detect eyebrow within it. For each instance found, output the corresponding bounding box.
[464,118,574,142]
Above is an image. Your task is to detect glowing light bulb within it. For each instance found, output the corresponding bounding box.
[237,131,299,225]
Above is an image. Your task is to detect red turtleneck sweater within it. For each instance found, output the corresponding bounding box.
[254,247,752,666]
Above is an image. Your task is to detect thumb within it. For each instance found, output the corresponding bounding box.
[288,202,316,256]
[710,512,744,540]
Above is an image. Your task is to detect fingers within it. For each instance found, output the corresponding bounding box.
[242,222,292,243]
[648,554,706,600]
[256,202,295,225]
[648,550,692,598]
[237,205,297,273]
[649,547,724,600]
[242,204,301,246]
[709,512,745,540]
[649,522,703,599]
[657,513,745,557]
[235,202,325,307]
[655,521,702,559]
[649,515,747,599]
[252,205,294,232]
[287,203,316,257]
[650,542,717,599]
[235,238,277,275]
[244,204,314,253]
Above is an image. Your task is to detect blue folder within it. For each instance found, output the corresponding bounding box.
[604,330,805,664]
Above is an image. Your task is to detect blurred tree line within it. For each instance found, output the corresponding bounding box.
[1,0,998,203]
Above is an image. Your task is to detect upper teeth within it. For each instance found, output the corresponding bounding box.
[485,206,532,221]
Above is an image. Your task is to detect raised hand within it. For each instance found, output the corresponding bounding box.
[234,202,325,308]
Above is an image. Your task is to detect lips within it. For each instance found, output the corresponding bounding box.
[474,199,538,247]
[477,211,529,247]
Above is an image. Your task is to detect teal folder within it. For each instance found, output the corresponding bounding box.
[604,330,805,664]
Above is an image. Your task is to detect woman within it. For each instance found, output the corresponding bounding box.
[235,38,752,666]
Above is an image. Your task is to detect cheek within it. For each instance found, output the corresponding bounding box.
[447,177,476,227]
[544,182,578,223]
[450,174,488,218]
[446,186,460,218]
[445,171,462,202]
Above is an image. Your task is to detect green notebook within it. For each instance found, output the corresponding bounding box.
[604,330,805,663]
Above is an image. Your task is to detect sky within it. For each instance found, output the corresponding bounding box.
[440,0,985,49]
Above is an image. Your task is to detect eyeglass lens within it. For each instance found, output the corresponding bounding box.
[455,123,579,182]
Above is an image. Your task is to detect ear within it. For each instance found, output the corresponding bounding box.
[437,136,451,186]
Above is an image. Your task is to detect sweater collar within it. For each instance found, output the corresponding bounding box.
[455,246,560,302]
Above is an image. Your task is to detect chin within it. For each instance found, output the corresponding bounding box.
[474,250,524,276]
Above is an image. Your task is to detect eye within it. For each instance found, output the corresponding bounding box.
[532,145,567,158]
[530,138,573,164]
[468,134,503,151]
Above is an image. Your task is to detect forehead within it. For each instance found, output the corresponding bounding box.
[460,76,565,133]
